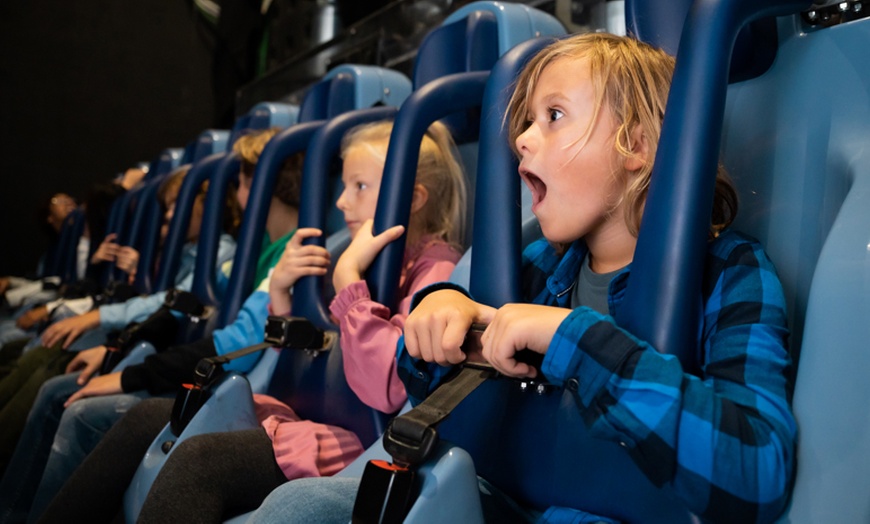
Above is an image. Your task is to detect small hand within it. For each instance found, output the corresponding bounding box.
[333,219,405,293]
[91,233,120,264]
[480,304,570,378]
[16,305,49,329]
[65,345,109,383]
[115,246,140,277]
[64,372,123,407]
[403,289,496,366]
[269,228,331,314]
[41,310,100,349]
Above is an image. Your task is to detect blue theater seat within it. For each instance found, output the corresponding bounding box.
[719,9,870,522]
[148,148,184,179]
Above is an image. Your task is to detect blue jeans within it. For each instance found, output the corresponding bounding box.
[245,477,360,524]
[244,476,543,524]
[0,370,151,524]
[27,388,154,523]
[0,373,80,524]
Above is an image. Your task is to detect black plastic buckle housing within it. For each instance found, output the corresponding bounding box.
[382,417,439,469]
[170,383,211,437]
[352,459,417,524]
[264,315,325,350]
[164,288,205,318]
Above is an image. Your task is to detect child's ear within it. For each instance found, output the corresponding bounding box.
[623,124,650,173]
[410,183,429,214]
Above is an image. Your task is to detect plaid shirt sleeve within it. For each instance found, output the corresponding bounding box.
[541,232,796,523]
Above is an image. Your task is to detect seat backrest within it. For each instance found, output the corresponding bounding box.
[431,36,699,522]
[263,105,400,446]
[216,66,410,440]
[719,11,870,523]
[148,148,184,180]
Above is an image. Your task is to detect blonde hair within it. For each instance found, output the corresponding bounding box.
[507,32,737,239]
[234,127,304,208]
[340,120,467,248]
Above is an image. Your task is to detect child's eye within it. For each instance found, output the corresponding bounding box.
[548,108,564,122]
[357,182,368,191]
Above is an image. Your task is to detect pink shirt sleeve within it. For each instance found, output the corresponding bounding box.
[328,242,461,413]
[254,393,364,480]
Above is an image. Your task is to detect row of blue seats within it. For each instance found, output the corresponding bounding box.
[30,0,870,522]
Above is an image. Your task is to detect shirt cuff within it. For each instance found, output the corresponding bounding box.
[120,364,148,393]
[329,280,372,320]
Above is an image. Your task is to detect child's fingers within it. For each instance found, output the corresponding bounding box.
[288,228,324,246]
[63,329,79,350]
[441,315,471,364]
[78,360,101,384]
[289,254,331,269]
[483,322,537,379]
[65,356,84,374]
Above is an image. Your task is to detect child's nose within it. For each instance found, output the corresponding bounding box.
[336,189,349,210]
[515,124,537,155]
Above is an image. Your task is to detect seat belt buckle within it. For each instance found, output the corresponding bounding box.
[263,315,326,352]
[382,419,439,468]
[170,383,211,437]
[163,288,207,319]
[352,459,416,524]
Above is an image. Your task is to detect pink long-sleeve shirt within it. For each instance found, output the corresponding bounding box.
[253,238,462,480]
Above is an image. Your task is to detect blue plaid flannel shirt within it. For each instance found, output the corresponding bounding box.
[396,229,796,523]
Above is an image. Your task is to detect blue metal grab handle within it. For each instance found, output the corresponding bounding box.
[619,0,812,368]
[368,71,490,311]
[155,153,221,292]
[192,153,240,308]
[292,106,400,330]
[216,121,325,327]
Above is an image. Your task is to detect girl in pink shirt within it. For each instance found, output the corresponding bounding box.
[257,119,466,482]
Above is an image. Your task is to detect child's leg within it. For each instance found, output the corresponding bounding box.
[28,390,150,523]
[246,476,360,524]
[34,398,173,524]
[137,428,287,524]
[0,347,73,475]
[0,372,81,523]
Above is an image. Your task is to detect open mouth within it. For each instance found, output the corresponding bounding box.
[520,168,547,210]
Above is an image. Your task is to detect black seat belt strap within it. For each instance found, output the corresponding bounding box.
[384,366,494,466]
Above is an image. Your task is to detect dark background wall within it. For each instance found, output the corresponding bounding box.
[0,1,216,276]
